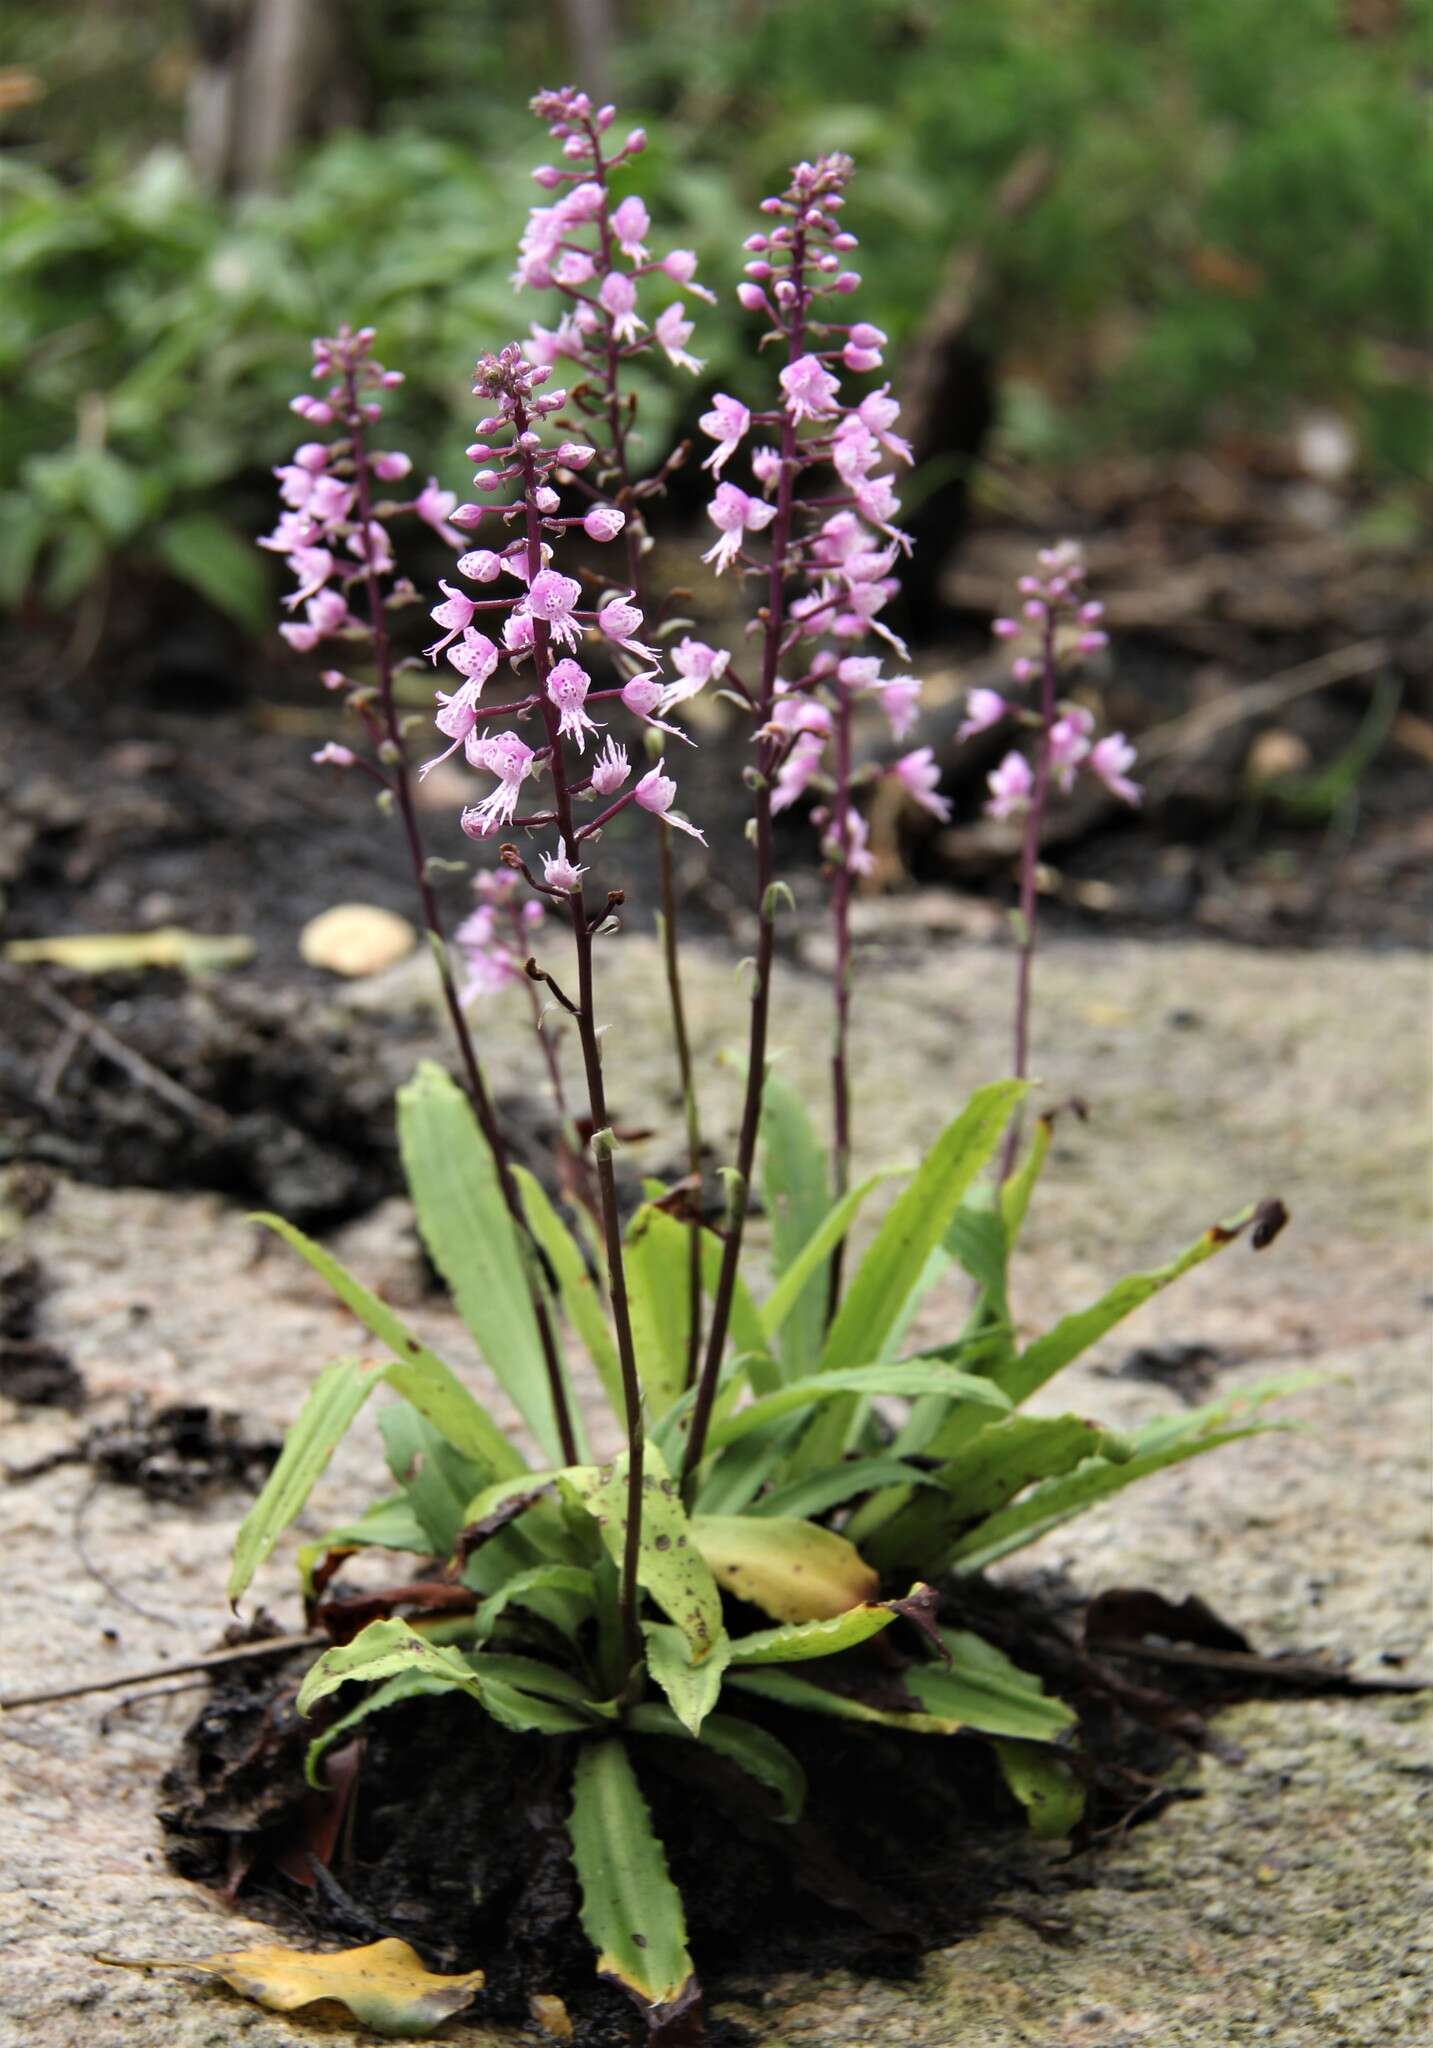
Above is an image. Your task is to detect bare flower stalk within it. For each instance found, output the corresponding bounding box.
[499,398,646,1678]
[682,233,810,1488]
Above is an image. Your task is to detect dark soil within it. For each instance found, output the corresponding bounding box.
[159,1572,1298,2047]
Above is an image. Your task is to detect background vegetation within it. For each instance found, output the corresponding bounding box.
[2,0,1427,630]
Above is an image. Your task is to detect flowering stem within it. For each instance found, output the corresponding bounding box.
[999,616,1057,1183]
[826,679,854,1321]
[656,824,704,1387]
[682,227,809,1489]
[342,375,579,1467]
[514,410,646,1684]
[583,108,707,1386]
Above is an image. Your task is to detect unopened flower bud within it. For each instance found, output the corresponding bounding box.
[584,506,626,542]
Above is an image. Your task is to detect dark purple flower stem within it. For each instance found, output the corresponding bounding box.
[341,368,579,1467]
[681,226,810,1491]
[825,678,855,1321]
[513,402,646,1685]
[998,614,1058,1183]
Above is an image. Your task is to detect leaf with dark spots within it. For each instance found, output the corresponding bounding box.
[454,1484,555,1565]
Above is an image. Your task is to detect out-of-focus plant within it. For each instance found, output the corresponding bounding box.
[221,91,1295,2040]
[2,0,1426,637]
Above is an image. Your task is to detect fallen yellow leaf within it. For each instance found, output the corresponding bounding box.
[99,1936,485,2038]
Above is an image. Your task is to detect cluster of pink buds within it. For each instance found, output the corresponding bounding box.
[973,541,1141,817]
[705,153,939,876]
[259,324,476,760]
[418,343,704,889]
[517,85,714,536]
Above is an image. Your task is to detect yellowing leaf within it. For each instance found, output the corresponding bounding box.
[691,1514,878,1623]
[99,1938,484,2038]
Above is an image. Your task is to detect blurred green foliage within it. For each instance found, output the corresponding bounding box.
[2,0,1427,628]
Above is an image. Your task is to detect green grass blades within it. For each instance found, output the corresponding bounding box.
[560,1443,725,1665]
[398,1063,584,1464]
[250,1213,526,1478]
[691,1514,878,1624]
[567,1738,698,2024]
[627,1705,808,1823]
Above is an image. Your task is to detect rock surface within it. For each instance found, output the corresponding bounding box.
[0,928,1427,2047]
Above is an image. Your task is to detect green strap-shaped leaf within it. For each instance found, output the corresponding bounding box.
[727,1666,966,1736]
[726,1600,899,1666]
[304,1669,461,1789]
[627,1704,807,1823]
[749,1456,944,1522]
[379,1403,489,1556]
[513,1165,624,1419]
[760,1069,834,1377]
[568,1739,696,2017]
[697,1228,768,1361]
[945,1376,1303,1574]
[398,1063,583,1463]
[758,1170,901,1346]
[643,1623,731,1736]
[993,1738,1086,1838]
[944,1186,1010,1323]
[625,1203,695,1419]
[229,1357,371,1603]
[704,1358,1010,1452]
[296,1618,486,1718]
[560,1443,724,1664]
[999,1109,1053,1244]
[821,1081,1025,1374]
[252,1213,526,1478]
[863,1412,1134,1575]
[296,1494,434,1599]
[690,1419,801,1516]
[993,1203,1264,1408]
[691,1514,878,1624]
[474,1564,596,1645]
[902,1630,1076,1740]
